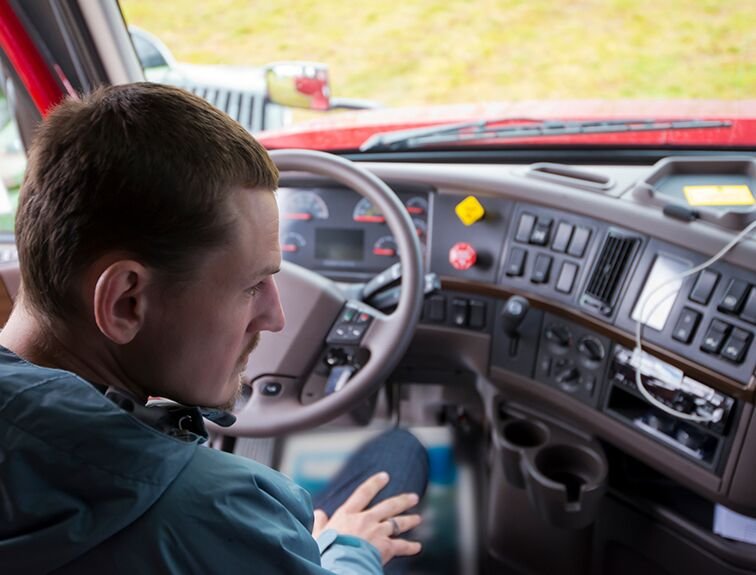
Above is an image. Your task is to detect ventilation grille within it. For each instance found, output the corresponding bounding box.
[582,232,640,315]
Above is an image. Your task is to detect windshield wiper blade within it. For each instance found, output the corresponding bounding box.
[359,118,732,152]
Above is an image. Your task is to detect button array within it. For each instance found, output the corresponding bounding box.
[514,213,591,258]
[327,306,373,345]
[698,318,753,363]
[422,294,487,329]
[510,213,589,294]
[689,272,756,326]
[672,272,756,365]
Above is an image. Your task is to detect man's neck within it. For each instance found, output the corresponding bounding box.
[0,302,149,403]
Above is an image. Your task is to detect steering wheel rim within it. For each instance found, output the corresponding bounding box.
[226,149,424,436]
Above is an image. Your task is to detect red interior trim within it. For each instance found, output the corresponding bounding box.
[0,0,65,115]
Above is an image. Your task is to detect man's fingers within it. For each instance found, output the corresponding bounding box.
[340,471,390,512]
[382,513,423,537]
[368,492,419,520]
[389,539,423,558]
[312,509,329,535]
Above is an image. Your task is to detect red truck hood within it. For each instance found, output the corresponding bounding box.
[257,100,756,151]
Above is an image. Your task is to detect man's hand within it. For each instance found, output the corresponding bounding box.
[311,471,423,565]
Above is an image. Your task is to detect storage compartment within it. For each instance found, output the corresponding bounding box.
[524,162,615,192]
[631,156,756,229]
[603,344,739,472]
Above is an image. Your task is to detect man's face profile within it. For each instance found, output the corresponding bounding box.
[131,188,285,409]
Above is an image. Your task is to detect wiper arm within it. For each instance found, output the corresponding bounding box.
[359,118,732,152]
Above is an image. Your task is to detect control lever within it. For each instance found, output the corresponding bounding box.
[361,263,402,301]
[324,347,370,395]
[500,295,530,356]
[366,273,441,312]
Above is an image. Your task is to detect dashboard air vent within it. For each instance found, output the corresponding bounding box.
[581,232,640,316]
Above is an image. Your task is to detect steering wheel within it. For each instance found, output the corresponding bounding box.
[227,149,425,437]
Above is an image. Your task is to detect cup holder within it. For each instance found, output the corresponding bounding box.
[525,443,607,529]
[499,419,550,488]
[503,419,550,448]
[495,409,608,528]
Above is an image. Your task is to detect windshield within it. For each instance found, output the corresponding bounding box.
[119,0,755,151]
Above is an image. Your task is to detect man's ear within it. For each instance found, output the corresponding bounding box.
[92,260,152,344]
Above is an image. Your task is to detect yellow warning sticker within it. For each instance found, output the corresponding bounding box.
[683,185,755,207]
[455,195,486,226]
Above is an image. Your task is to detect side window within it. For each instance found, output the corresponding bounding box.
[0,77,25,236]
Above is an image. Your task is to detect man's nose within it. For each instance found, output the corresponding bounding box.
[264,277,286,333]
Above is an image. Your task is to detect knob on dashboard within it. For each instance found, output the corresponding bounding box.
[545,324,571,348]
[555,366,580,385]
[501,296,530,336]
[578,336,605,362]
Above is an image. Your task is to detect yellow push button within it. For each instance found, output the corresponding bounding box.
[455,195,485,226]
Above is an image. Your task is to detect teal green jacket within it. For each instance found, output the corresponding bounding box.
[0,347,382,574]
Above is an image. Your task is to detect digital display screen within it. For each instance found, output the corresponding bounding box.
[315,228,364,261]
[631,254,689,331]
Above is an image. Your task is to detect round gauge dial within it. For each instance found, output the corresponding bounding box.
[353,198,385,223]
[405,196,428,216]
[412,217,428,242]
[280,231,306,254]
[372,235,398,257]
[281,190,329,221]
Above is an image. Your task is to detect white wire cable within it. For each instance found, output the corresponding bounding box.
[633,218,756,423]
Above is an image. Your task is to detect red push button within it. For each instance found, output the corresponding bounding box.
[449,242,477,270]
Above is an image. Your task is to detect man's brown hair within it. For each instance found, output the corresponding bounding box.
[15,82,278,322]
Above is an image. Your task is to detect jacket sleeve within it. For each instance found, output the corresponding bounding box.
[317,529,383,575]
[112,447,384,575]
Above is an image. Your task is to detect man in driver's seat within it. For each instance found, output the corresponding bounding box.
[0,83,428,574]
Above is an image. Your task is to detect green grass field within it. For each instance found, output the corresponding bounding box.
[120,0,755,107]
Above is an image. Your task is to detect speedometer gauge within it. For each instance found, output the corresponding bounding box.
[372,235,397,257]
[412,218,428,242]
[280,232,306,253]
[353,198,385,223]
[280,190,329,221]
[405,196,428,216]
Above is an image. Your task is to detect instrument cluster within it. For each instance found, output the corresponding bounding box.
[277,186,430,278]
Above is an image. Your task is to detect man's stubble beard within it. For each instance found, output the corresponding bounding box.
[217,332,261,411]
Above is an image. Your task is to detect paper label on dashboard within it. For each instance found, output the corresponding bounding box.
[683,184,755,207]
